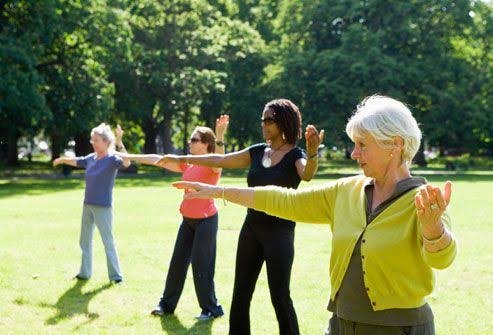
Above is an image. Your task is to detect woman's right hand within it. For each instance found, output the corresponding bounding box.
[155,154,181,168]
[172,181,222,199]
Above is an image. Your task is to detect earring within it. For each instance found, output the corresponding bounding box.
[282,133,286,140]
[390,153,394,157]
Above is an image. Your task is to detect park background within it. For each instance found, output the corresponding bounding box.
[1,0,492,334]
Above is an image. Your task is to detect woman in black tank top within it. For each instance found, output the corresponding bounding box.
[156,99,324,335]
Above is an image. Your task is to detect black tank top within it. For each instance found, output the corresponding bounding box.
[246,143,306,227]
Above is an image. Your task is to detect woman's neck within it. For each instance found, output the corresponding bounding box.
[270,139,291,150]
[95,150,109,159]
[373,165,411,198]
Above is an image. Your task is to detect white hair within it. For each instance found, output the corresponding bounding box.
[91,123,115,147]
[345,95,422,167]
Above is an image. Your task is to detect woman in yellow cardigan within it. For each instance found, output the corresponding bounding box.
[172,95,457,335]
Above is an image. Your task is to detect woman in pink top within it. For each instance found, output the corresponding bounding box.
[120,115,228,320]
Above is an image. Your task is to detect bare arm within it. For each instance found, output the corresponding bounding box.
[114,124,131,168]
[118,153,182,173]
[53,157,78,167]
[155,148,251,170]
[296,125,324,181]
[212,115,229,173]
[173,181,254,207]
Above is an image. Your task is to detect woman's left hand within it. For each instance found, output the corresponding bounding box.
[415,181,452,239]
[305,125,324,157]
[215,115,229,138]
[115,124,124,144]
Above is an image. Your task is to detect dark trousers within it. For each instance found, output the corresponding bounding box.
[325,314,435,335]
[159,213,223,316]
[229,219,299,335]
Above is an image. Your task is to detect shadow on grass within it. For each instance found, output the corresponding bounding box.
[2,170,493,199]
[39,280,112,325]
[0,175,181,198]
[159,314,214,335]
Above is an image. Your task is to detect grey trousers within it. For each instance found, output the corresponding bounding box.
[325,314,435,335]
[78,204,122,281]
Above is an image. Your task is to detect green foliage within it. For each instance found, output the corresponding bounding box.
[1,0,492,163]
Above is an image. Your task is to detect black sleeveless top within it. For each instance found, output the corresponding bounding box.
[245,143,306,227]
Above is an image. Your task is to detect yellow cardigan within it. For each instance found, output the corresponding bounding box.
[253,175,457,311]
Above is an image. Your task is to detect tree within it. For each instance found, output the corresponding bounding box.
[0,0,55,165]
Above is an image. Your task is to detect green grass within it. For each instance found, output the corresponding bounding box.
[0,173,492,334]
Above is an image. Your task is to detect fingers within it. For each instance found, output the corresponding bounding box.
[414,194,425,211]
[443,181,452,205]
[172,181,204,191]
[319,129,325,142]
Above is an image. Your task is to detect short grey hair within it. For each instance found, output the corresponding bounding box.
[345,95,422,167]
[91,123,115,147]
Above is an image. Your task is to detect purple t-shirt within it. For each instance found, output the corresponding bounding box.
[76,153,123,207]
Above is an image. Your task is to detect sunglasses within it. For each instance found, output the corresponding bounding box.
[189,137,202,143]
[260,117,276,125]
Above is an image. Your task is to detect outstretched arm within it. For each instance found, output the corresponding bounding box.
[296,125,324,181]
[172,181,333,224]
[53,157,78,167]
[155,147,251,170]
[118,153,182,173]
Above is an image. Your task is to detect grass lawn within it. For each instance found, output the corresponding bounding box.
[0,172,492,334]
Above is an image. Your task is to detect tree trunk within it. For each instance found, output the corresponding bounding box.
[50,133,63,160]
[0,138,7,162]
[6,132,19,166]
[159,116,177,154]
[414,142,427,167]
[182,104,190,154]
[74,133,92,156]
[143,119,157,154]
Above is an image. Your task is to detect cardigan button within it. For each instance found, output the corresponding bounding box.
[366,287,370,291]
[361,255,365,259]
[362,239,366,243]
[372,301,377,306]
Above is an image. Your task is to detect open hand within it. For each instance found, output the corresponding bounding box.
[115,124,124,143]
[215,115,229,137]
[172,181,221,199]
[415,181,452,238]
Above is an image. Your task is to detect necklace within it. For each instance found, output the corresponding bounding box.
[262,143,287,168]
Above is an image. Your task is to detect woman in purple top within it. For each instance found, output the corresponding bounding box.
[53,123,130,283]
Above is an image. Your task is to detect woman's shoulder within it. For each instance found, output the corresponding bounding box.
[248,143,267,156]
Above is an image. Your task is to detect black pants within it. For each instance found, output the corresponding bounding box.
[159,214,223,316]
[229,218,299,335]
[325,314,435,335]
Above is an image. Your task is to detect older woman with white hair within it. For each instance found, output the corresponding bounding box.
[172,95,457,335]
[54,123,130,283]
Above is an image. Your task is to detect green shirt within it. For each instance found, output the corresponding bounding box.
[328,177,434,326]
[253,175,457,311]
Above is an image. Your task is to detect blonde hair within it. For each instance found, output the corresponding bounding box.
[346,95,422,166]
[91,123,115,148]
